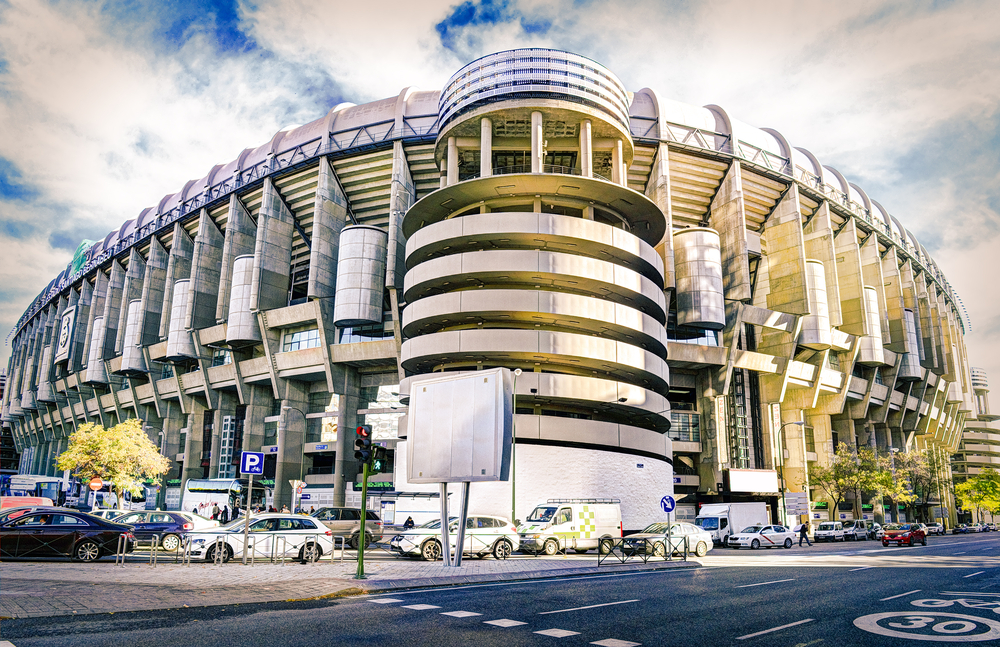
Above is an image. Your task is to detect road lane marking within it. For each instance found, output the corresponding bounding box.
[381,569,698,595]
[402,604,441,610]
[964,571,985,578]
[736,579,795,588]
[881,590,921,601]
[849,566,875,572]
[943,592,1000,597]
[591,639,641,646]
[368,598,403,604]
[535,628,581,637]
[484,619,527,627]
[736,618,814,640]
[539,599,640,615]
[442,610,481,617]
[954,552,966,555]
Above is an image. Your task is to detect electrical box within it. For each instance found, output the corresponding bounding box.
[406,368,513,483]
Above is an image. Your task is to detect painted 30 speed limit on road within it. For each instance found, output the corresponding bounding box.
[854,593,1000,642]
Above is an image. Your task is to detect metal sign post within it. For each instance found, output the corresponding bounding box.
[240,451,264,566]
[355,461,370,579]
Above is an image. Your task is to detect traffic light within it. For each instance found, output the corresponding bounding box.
[354,425,373,462]
[371,445,387,472]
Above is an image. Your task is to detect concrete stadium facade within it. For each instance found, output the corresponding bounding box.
[2,49,975,529]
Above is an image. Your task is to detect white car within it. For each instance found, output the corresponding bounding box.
[88,509,129,521]
[728,524,796,550]
[622,522,713,557]
[187,513,334,563]
[390,515,519,560]
[814,521,846,542]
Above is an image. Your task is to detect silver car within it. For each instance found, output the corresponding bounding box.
[310,507,383,549]
[390,515,519,560]
[187,513,334,563]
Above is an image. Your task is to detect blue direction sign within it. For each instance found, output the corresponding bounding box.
[660,495,676,513]
[240,451,265,475]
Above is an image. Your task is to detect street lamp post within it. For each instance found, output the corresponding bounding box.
[511,368,521,525]
[776,421,806,526]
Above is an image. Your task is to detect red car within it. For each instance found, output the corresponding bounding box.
[882,523,927,547]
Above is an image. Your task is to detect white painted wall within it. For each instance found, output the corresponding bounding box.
[394,441,674,531]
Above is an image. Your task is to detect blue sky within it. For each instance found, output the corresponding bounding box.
[1,0,998,401]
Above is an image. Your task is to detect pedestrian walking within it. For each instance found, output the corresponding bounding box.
[220,506,229,524]
[797,522,812,547]
[211,504,221,520]
[281,504,290,513]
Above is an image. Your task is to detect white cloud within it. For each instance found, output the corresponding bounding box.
[1,0,998,415]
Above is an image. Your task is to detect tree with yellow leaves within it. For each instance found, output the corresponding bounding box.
[56,418,170,510]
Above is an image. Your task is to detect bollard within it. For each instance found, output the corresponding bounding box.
[275,536,288,565]
[115,533,129,567]
[179,536,192,566]
[148,534,161,567]
[212,536,226,566]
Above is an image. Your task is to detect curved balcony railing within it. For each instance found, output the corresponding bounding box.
[458,164,611,183]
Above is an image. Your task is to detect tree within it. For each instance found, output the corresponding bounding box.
[807,443,863,516]
[56,419,170,509]
[955,469,1000,523]
[896,449,948,522]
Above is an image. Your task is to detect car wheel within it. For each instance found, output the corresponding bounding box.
[751,539,760,550]
[74,540,101,562]
[492,539,513,560]
[652,541,666,557]
[421,539,442,561]
[784,538,792,549]
[206,544,231,564]
[721,535,729,548]
[695,541,708,557]
[543,539,559,556]
[160,534,181,551]
[299,542,322,563]
[922,537,927,546]
[599,538,614,555]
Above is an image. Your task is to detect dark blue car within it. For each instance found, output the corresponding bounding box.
[110,511,193,550]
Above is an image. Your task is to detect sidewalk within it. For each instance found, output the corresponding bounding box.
[0,554,698,619]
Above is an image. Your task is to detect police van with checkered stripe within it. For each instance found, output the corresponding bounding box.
[518,499,622,555]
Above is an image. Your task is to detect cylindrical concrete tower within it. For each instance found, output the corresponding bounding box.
[118,299,148,376]
[897,308,922,381]
[673,227,725,330]
[857,285,885,365]
[84,316,108,384]
[333,225,388,328]
[799,259,832,350]
[166,280,196,361]
[226,255,261,345]
[399,49,672,528]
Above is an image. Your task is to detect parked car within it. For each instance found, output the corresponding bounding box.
[842,520,868,541]
[924,522,944,536]
[882,522,927,547]
[866,522,883,540]
[987,523,997,532]
[728,524,796,550]
[187,513,334,563]
[389,515,519,560]
[622,522,713,557]
[171,511,222,531]
[814,521,845,542]
[111,510,216,551]
[88,509,130,521]
[0,508,135,561]
[310,507,383,549]
[0,505,63,524]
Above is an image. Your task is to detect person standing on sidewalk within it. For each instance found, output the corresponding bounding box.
[797,522,812,546]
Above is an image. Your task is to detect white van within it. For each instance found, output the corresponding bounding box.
[518,499,622,555]
[814,521,845,542]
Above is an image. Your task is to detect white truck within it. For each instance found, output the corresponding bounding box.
[694,502,768,546]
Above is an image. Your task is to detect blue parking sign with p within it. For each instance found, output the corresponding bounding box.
[240,451,264,475]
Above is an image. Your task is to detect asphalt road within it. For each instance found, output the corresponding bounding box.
[3,533,999,646]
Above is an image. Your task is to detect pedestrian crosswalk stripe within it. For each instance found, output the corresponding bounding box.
[484,619,527,627]
[402,604,440,610]
[369,598,403,604]
[535,628,581,637]
[441,610,481,617]
[591,640,641,647]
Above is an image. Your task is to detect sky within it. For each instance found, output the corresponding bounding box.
[0,0,998,410]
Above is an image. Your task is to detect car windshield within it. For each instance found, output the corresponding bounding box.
[695,517,718,530]
[818,523,836,530]
[741,526,764,533]
[885,524,910,531]
[414,517,458,530]
[641,522,678,534]
[526,506,557,523]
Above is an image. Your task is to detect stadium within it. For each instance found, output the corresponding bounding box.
[1,49,979,529]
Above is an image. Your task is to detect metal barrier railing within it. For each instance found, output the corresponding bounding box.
[179,536,193,565]
[597,534,690,566]
[211,536,227,566]
[148,533,161,567]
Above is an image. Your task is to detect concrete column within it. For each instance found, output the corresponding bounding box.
[308,157,348,300]
[611,140,623,185]
[579,119,593,178]
[274,389,309,511]
[531,111,543,173]
[708,162,752,302]
[332,366,361,507]
[181,401,209,485]
[439,160,447,189]
[447,137,458,186]
[480,117,492,178]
